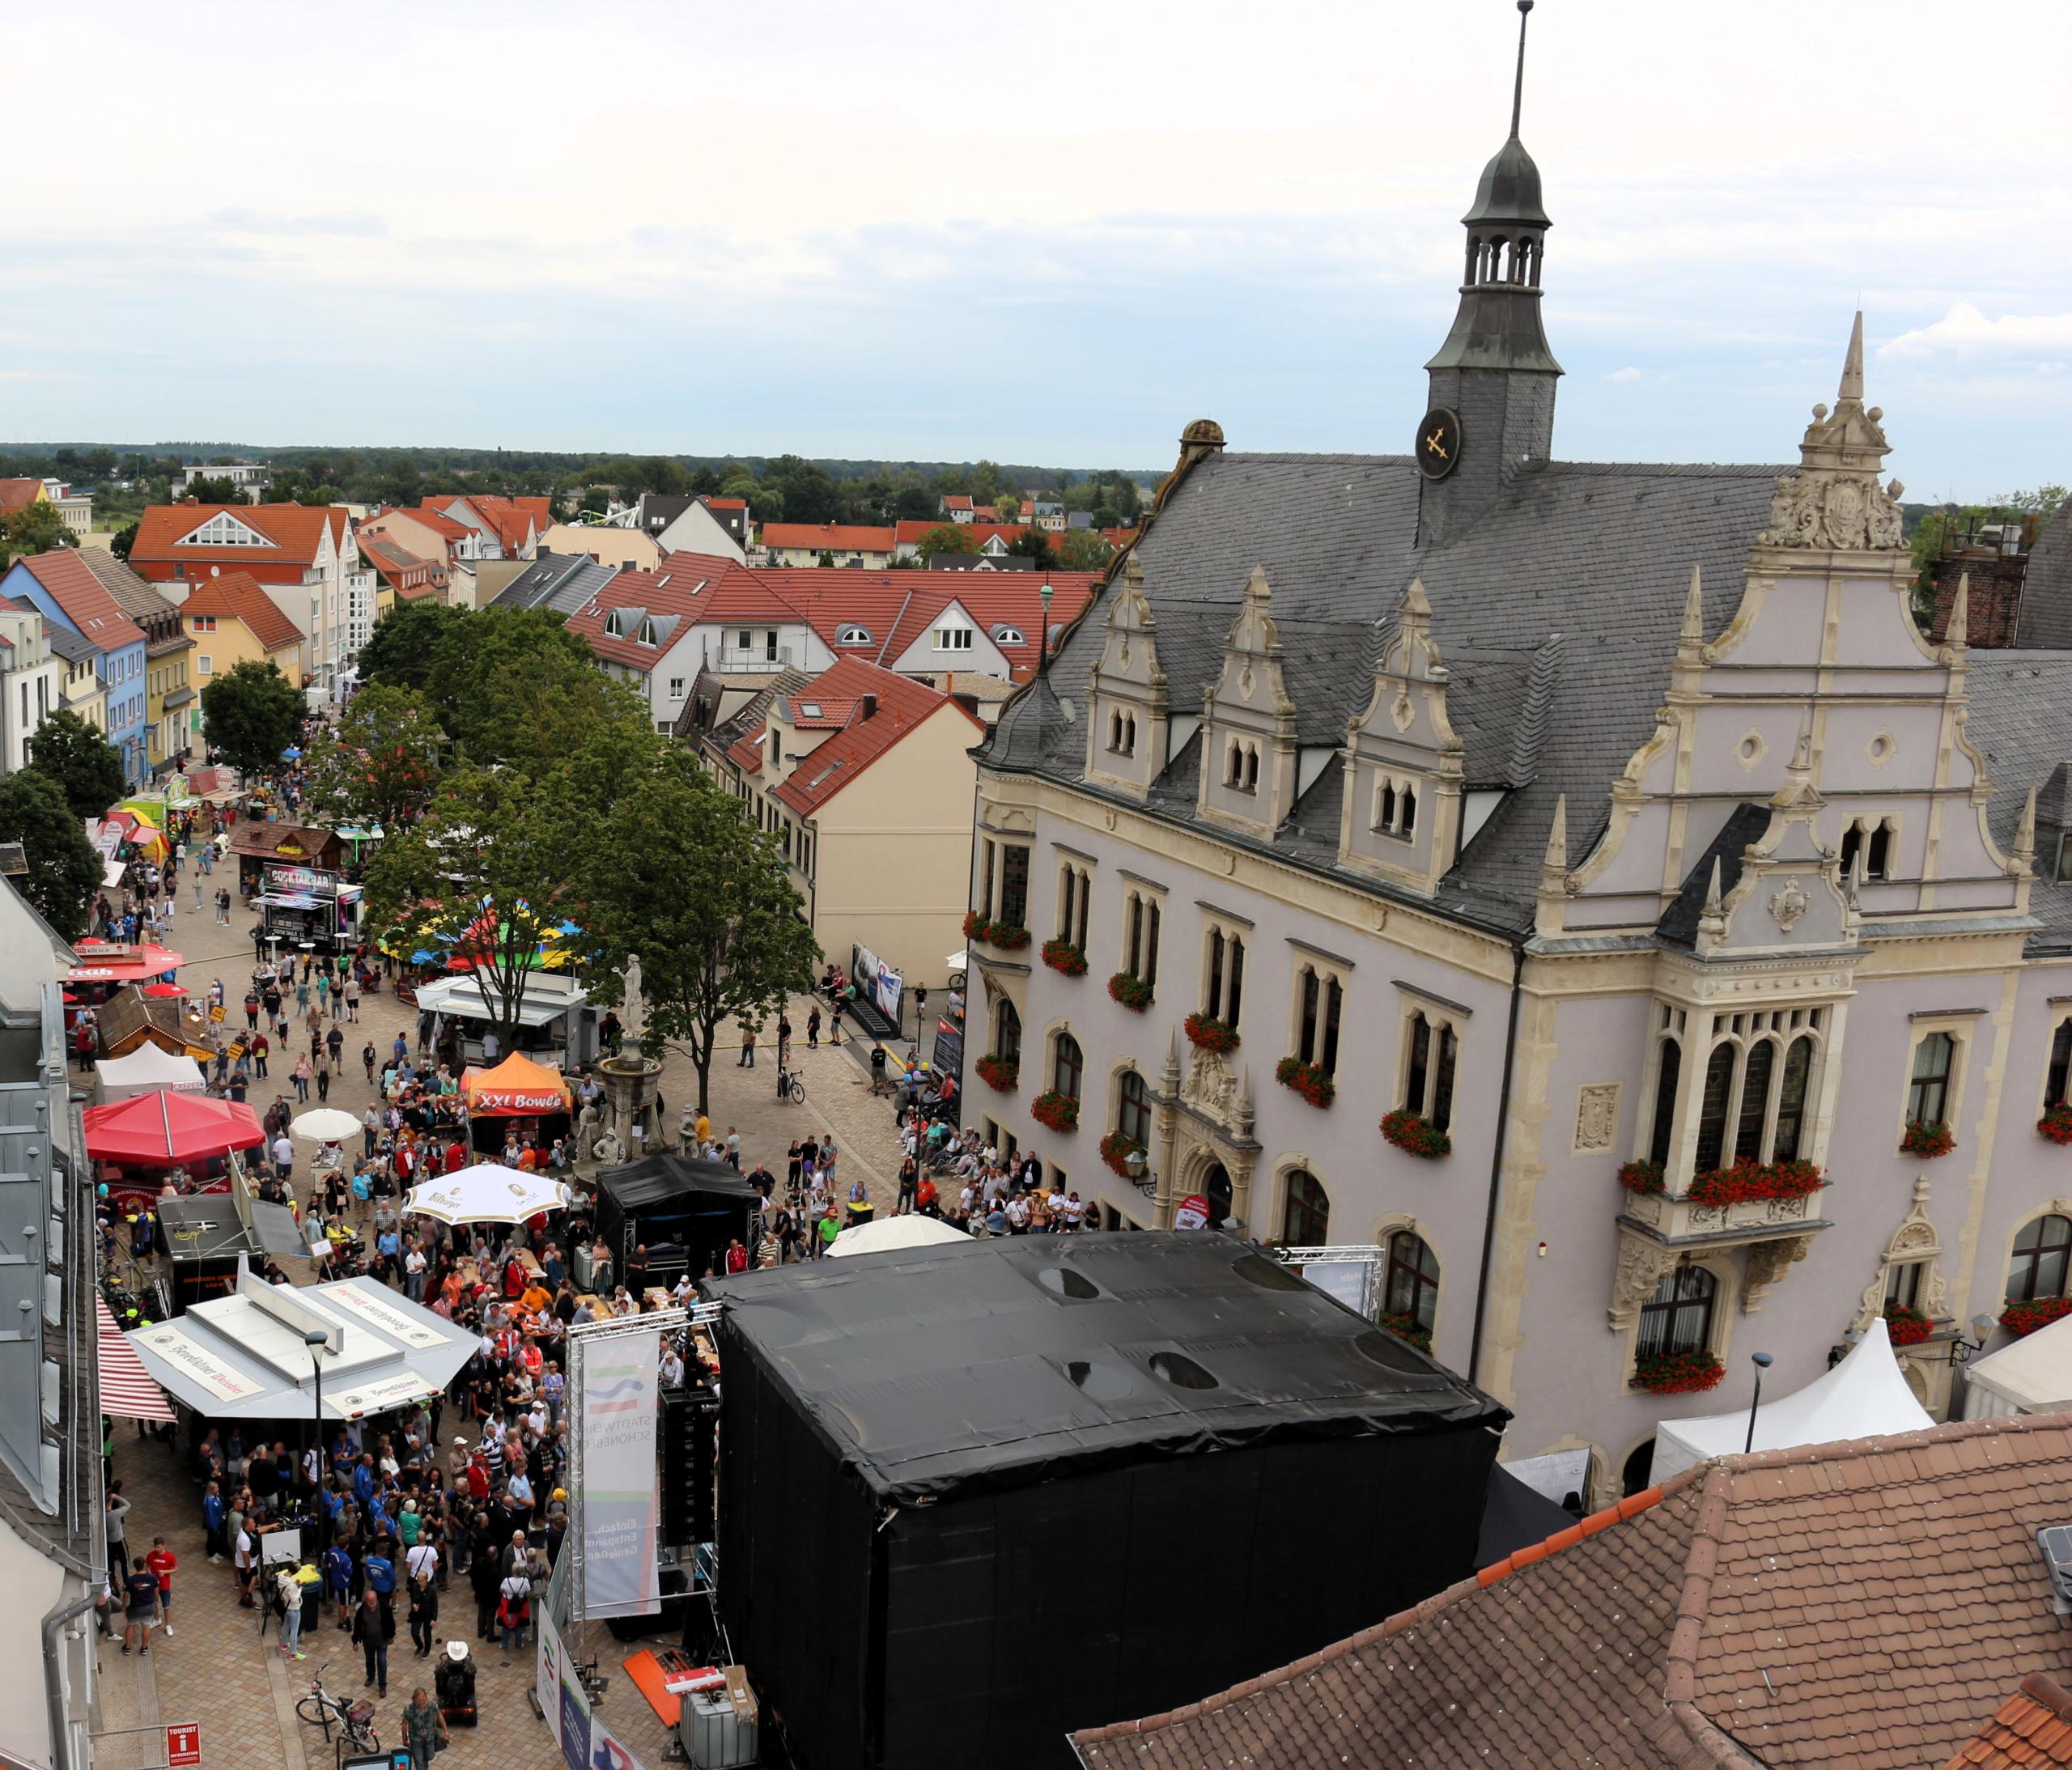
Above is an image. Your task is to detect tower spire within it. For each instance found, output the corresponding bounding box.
[1838,309,1866,406]
[1510,0,1533,139]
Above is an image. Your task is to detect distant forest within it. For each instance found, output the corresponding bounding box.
[0,443,1161,532]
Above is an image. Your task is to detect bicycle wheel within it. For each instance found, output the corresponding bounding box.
[293,1696,332,1731]
[351,1724,380,1753]
[788,1076,806,1104]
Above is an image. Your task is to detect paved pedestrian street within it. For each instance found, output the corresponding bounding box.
[95,902,911,1768]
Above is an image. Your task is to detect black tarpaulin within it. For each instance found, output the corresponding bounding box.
[703,1229,1503,1505]
[1476,1462,1577,1569]
[596,1151,757,1281]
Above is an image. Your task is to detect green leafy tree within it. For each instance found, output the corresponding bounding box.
[1007,526,1055,567]
[1056,528,1115,571]
[183,474,247,506]
[200,660,304,779]
[0,771,102,942]
[425,610,605,766]
[356,601,469,697]
[0,500,77,571]
[24,709,127,820]
[303,685,447,830]
[584,758,820,1113]
[110,520,139,562]
[918,523,974,556]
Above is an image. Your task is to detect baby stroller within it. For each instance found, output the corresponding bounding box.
[436,1639,478,1726]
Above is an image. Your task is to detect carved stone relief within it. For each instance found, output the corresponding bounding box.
[1743,1235,1812,1312]
[1608,1235,1679,1332]
[1573,1083,1620,1155]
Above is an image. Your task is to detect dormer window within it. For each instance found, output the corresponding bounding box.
[934,626,973,652]
[1374,775,1418,839]
[838,625,872,645]
[604,609,631,639]
[1223,737,1259,794]
[1107,709,1136,756]
[636,619,659,647]
[1839,817,1896,881]
[991,625,1025,646]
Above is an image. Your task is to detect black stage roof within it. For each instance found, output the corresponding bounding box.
[702,1229,1506,1505]
[595,1151,758,1210]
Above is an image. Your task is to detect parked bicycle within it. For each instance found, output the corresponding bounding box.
[776,1064,806,1106]
[294,1665,380,1754]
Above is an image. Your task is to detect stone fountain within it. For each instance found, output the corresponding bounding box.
[597,955,664,1160]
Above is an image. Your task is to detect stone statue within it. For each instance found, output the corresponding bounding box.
[592,1129,625,1169]
[677,1101,698,1156]
[576,1101,601,1157]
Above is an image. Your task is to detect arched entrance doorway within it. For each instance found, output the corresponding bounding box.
[1621,1439,1656,1497]
[1204,1163,1232,1229]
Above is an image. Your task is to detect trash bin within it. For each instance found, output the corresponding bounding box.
[572,1243,594,1291]
[681,1690,758,1768]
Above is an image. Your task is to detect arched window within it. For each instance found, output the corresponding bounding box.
[1400,783,1417,837]
[2049,1021,2072,1109]
[1647,1037,1682,1168]
[1637,1265,1716,1359]
[1280,1170,1330,1246]
[1909,1031,1955,1125]
[1115,1069,1150,1148]
[1052,1031,1083,1101]
[1109,709,1123,751]
[1694,1043,1736,1173]
[1296,967,1342,1076]
[994,999,1021,1067]
[1734,1040,1776,1162]
[1378,780,1397,830]
[1124,714,1136,753]
[1384,1231,1441,1332]
[2008,1215,2072,1304]
[1242,745,1259,793]
[1225,739,1242,786]
[1772,1036,1814,1161]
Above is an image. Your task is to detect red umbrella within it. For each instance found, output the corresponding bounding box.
[83,1092,264,1165]
[142,983,185,999]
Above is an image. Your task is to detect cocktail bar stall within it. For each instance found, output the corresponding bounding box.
[256,861,363,954]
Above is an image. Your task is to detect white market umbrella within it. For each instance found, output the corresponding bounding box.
[405,1162,571,1227]
[826,1214,970,1259]
[293,1107,364,1142]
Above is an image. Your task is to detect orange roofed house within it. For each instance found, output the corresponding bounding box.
[126,501,369,690]
[180,572,306,715]
[701,656,986,1000]
[1072,1411,2072,1770]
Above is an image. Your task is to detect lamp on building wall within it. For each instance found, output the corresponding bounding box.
[1949,1313,2000,1366]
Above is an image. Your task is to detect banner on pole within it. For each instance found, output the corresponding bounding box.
[578,1335,661,1617]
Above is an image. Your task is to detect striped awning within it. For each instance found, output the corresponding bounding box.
[97,1295,175,1422]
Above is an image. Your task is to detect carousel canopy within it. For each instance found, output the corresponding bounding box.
[461,1051,572,1116]
[83,1090,264,1164]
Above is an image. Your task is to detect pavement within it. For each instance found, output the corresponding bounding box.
[93,881,911,1768]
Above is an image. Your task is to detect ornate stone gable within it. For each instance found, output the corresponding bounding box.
[1759,313,1907,554]
[1084,555,1168,799]
[1195,565,1300,838]
[1336,577,1466,895]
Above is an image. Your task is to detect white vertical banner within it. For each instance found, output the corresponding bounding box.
[579,1333,661,1617]
[588,1717,652,1770]
[537,1602,567,1755]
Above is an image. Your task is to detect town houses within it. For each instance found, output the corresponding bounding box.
[963,77,2072,1509]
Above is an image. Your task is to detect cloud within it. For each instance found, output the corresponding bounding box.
[1606,366,1644,382]
[1879,303,2072,362]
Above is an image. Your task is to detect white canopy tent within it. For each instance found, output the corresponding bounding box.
[1963,1313,2072,1419]
[1648,1318,1934,1484]
[96,1045,208,1100]
[826,1215,969,1259]
[126,1270,479,1422]
[405,1162,571,1227]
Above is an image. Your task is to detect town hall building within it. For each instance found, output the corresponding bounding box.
[966,23,2072,1506]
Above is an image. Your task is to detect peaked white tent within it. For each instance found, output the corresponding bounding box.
[1648,1318,1934,1484]
[96,1045,208,1100]
[826,1214,969,1259]
[1962,1312,2072,1419]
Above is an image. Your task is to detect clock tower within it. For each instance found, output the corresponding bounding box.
[1416,0,1563,547]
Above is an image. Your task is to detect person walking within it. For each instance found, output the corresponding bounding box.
[145,1536,178,1639]
[406,1571,437,1658]
[352,1590,393,1696]
[276,1560,306,1658]
[738,1024,756,1068]
[292,1055,312,1102]
[805,1006,821,1049]
[495,1568,530,1662]
[120,1562,160,1655]
[401,1686,448,1770]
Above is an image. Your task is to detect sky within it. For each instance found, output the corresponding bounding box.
[2,0,2067,499]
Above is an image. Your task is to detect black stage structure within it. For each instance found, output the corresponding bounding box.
[593,1152,758,1284]
[701,1231,1507,1770]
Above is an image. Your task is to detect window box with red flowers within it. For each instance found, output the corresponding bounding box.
[962,909,989,942]
[1107,971,1153,1013]
[984,921,1031,952]
[1274,1056,1335,1109]
[1030,1089,1079,1133]
[1883,1301,1934,1347]
[1183,1012,1240,1055]
[2002,1297,2072,1338]
[1375,1311,1433,1353]
[1099,1130,1146,1179]
[1617,1159,1666,1195]
[1900,1118,1955,1159]
[1632,1349,1725,1395]
[2040,1102,2072,1147]
[974,1053,1019,1093]
[1381,1109,1450,1160]
[1685,1156,1824,1208]
[1041,939,1088,978]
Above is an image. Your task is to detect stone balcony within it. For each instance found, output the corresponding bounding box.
[1611,1179,1834,1329]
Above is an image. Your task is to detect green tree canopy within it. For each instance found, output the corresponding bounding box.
[584,756,819,1113]
[200,660,304,779]
[0,771,103,942]
[1007,526,1055,567]
[183,474,248,505]
[109,520,139,562]
[303,685,447,830]
[0,501,77,573]
[24,709,126,820]
[918,523,974,556]
[422,609,609,766]
[355,600,469,697]
[1056,528,1115,571]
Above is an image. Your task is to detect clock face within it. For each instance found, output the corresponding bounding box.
[1415,407,1463,481]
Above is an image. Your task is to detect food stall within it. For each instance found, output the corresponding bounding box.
[255,861,363,955]
[85,1089,265,1214]
[227,821,345,902]
[414,971,597,1070]
[460,1051,575,1156]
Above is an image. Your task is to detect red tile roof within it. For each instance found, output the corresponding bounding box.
[726,724,766,775]
[181,570,305,656]
[703,497,747,511]
[0,478,45,516]
[940,495,974,511]
[766,656,981,816]
[1948,1675,2072,1770]
[12,549,147,652]
[130,502,347,566]
[563,554,777,673]
[368,506,470,545]
[757,568,1099,677]
[759,522,897,554]
[1075,1411,2072,1770]
[423,494,544,554]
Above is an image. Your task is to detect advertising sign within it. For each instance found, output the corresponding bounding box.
[133,1325,266,1401]
[537,1604,567,1759]
[577,1335,661,1617]
[1173,1193,1211,1231]
[265,864,335,896]
[853,943,903,1025]
[320,1281,447,1350]
[166,1722,200,1768]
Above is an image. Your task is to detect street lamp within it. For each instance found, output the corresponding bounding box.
[1949,1312,2001,1366]
[1743,1352,1774,1454]
[301,1328,328,1466]
[1038,579,1055,681]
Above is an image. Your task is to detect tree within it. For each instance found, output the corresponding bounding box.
[183,474,247,506]
[24,709,126,820]
[110,520,139,562]
[0,501,76,572]
[302,685,447,830]
[1007,526,1055,567]
[1056,528,1115,571]
[585,758,819,1113]
[424,609,609,767]
[200,660,304,778]
[356,601,469,696]
[917,523,974,556]
[0,771,102,942]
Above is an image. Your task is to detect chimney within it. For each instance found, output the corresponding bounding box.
[1930,523,2031,648]
[859,694,877,723]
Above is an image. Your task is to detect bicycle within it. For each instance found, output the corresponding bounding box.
[294,1664,380,1755]
[777,1065,805,1106]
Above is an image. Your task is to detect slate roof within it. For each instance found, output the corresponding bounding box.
[1073,1410,2072,1770]
[1963,648,2072,949]
[985,450,1788,934]
[487,552,619,617]
[2015,502,2072,651]
[1656,801,1771,948]
[75,549,179,628]
[1947,1676,2072,1770]
[636,493,694,533]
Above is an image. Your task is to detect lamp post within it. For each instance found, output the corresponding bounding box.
[1038,578,1055,681]
[1743,1351,1774,1454]
[301,1328,328,1467]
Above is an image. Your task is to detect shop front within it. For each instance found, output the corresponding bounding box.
[257,862,363,955]
[228,821,345,900]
